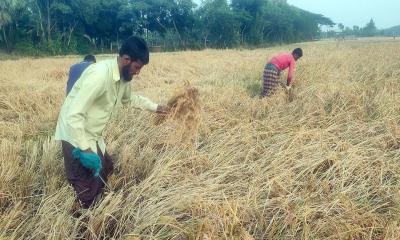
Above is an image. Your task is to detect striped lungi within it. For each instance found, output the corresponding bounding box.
[261,63,281,97]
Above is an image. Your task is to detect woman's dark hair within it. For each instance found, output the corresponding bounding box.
[292,48,303,58]
[119,36,149,64]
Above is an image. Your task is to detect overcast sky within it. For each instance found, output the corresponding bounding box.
[286,0,399,29]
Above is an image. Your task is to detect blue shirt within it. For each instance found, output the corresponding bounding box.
[66,61,93,95]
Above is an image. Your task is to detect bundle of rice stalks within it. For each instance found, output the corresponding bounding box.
[286,87,295,102]
[278,81,295,102]
[154,85,201,129]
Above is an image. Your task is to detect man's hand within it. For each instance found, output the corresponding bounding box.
[156,105,170,114]
[72,148,102,177]
[285,85,292,91]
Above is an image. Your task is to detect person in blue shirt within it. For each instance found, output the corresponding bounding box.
[66,55,96,95]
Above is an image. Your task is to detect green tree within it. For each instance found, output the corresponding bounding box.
[362,18,377,37]
[344,26,352,36]
[231,0,269,45]
[0,0,29,52]
[353,25,360,36]
[197,0,239,48]
[337,23,344,32]
[0,0,335,54]
[232,0,333,44]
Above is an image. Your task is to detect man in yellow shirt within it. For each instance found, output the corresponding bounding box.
[55,36,168,208]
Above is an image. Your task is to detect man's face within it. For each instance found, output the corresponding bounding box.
[121,55,144,81]
[293,54,301,61]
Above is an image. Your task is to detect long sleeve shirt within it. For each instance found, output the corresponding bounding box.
[66,61,93,95]
[55,58,158,154]
[270,53,296,85]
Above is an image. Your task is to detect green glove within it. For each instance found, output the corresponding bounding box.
[72,148,102,177]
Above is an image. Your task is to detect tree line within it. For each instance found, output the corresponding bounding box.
[0,0,334,55]
[326,19,380,39]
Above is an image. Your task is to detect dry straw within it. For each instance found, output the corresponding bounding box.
[1,39,400,239]
[154,83,201,142]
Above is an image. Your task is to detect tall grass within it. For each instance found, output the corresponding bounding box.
[1,39,400,239]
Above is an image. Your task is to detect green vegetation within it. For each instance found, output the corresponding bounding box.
[0,0,334,55]
[326,18,383,39]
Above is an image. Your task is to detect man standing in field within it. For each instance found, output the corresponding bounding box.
[261,48,303,97]
[66,54,96,95]
[55,36,168,209]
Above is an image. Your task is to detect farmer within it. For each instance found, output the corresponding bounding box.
[261,48,303,97]
[55,36,169,209]
[66,55,96,95]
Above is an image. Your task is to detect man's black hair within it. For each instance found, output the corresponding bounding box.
[292,48,303,58]
[83,55,96,63]
[119,36,149,64]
